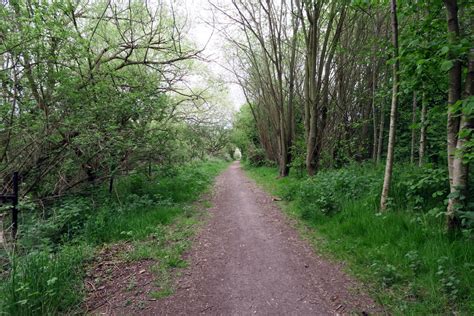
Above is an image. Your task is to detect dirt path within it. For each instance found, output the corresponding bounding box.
[146,162,380,315]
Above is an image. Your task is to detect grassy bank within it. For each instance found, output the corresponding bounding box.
[244,163,474,315]
[0,160,229,315]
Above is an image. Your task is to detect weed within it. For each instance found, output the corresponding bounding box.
[150,288,174,299]
[405,250,421,274]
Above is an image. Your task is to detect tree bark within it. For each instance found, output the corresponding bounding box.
[380,0,399,211]
[418,89,427,166]
[376,102,385,164]
[410,91,417,164]
[444,0,464,230]
[300,1,345,175]
[447,47,474,231]
[371,64,378,161]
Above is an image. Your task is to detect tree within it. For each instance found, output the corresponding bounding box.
[0,0,227,199]
[380,0,399,211]
[215,0,299,176]
[443,0,473,231]
[296,0,346,175]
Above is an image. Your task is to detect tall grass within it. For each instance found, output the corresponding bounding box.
[245,162,474,315]
[1,245,91,315]
[0,160,229,315]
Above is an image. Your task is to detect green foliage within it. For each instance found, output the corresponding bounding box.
[19,198,92,248]
[0,160,228,314]
[371,263,402,288]
[245,163,474,314]
[288,163,383,217]
[246,144,270,167]
[1,245,91,315]
[289,138,307,177]
[394,165,448,212]
[230,104,266,165]
[0,0,231,201]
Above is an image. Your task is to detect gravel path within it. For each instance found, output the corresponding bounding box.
[152,162,380,315]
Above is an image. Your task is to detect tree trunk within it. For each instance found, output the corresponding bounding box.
[371,20,380,162]
[380,0,399,211]
[279,113,290,177]
[447,47,474,231]
[371,65,378,161]
[418,89,427,166]
[284,6,300,177]
[444,0,463,230]
[306,107,318,176]
[410,91,417,164]
[376,102,384,164]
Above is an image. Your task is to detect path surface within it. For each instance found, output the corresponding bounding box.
[151,162,380,315]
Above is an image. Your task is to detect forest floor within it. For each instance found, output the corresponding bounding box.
[91,161,381,315]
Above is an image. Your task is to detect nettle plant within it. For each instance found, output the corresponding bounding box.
[398,166,449,212]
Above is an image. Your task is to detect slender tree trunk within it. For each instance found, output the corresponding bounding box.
[448,47,474,231]
[371,19,381,162]
[410,91,417,164]
[279,113,290,177]
[444,0,463,230]
[377,65,390,165]
[376,102,384,164]
[303,3,319,176]
[371,65,378,161]
[380,0,399,211]
[284,5,299,177]
[306,107,318,176]
[418,89,427,166]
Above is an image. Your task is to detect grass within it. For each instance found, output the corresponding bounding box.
[244,162,474,315]
[0,159,229,315]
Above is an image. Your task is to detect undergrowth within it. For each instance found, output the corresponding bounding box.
[0,159,228,315]
[244,162,474,315]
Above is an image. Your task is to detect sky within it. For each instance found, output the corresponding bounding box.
[184,0,246,110]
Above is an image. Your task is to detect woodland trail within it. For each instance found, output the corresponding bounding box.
[104,162,380,315]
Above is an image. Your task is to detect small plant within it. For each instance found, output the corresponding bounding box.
[436,257,461,303]
[127,277,137,291]
[372,263,402,288]
[405,250,422,274]
[398,167,448,212]
[298,177,339,218]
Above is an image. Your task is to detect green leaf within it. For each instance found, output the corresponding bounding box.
[449,100,463,114]
[47,277,58,286]
[462,96,474,117]
[441,60,454,72]
[439,46,449,55]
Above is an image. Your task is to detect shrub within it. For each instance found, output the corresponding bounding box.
[246,144,267,167]
[295,163,383,218]
[298,177,339,218]
[394,165,448,212]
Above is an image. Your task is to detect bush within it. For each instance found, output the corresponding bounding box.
[394,165,448,212]
[295,163,383,218]
[246,144,268,167]
[19,198,92,249]
[298,177,339,218]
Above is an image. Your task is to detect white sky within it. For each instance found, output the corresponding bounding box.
[184,0,246,110]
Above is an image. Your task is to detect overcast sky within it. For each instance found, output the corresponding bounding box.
[184,0,246,110]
